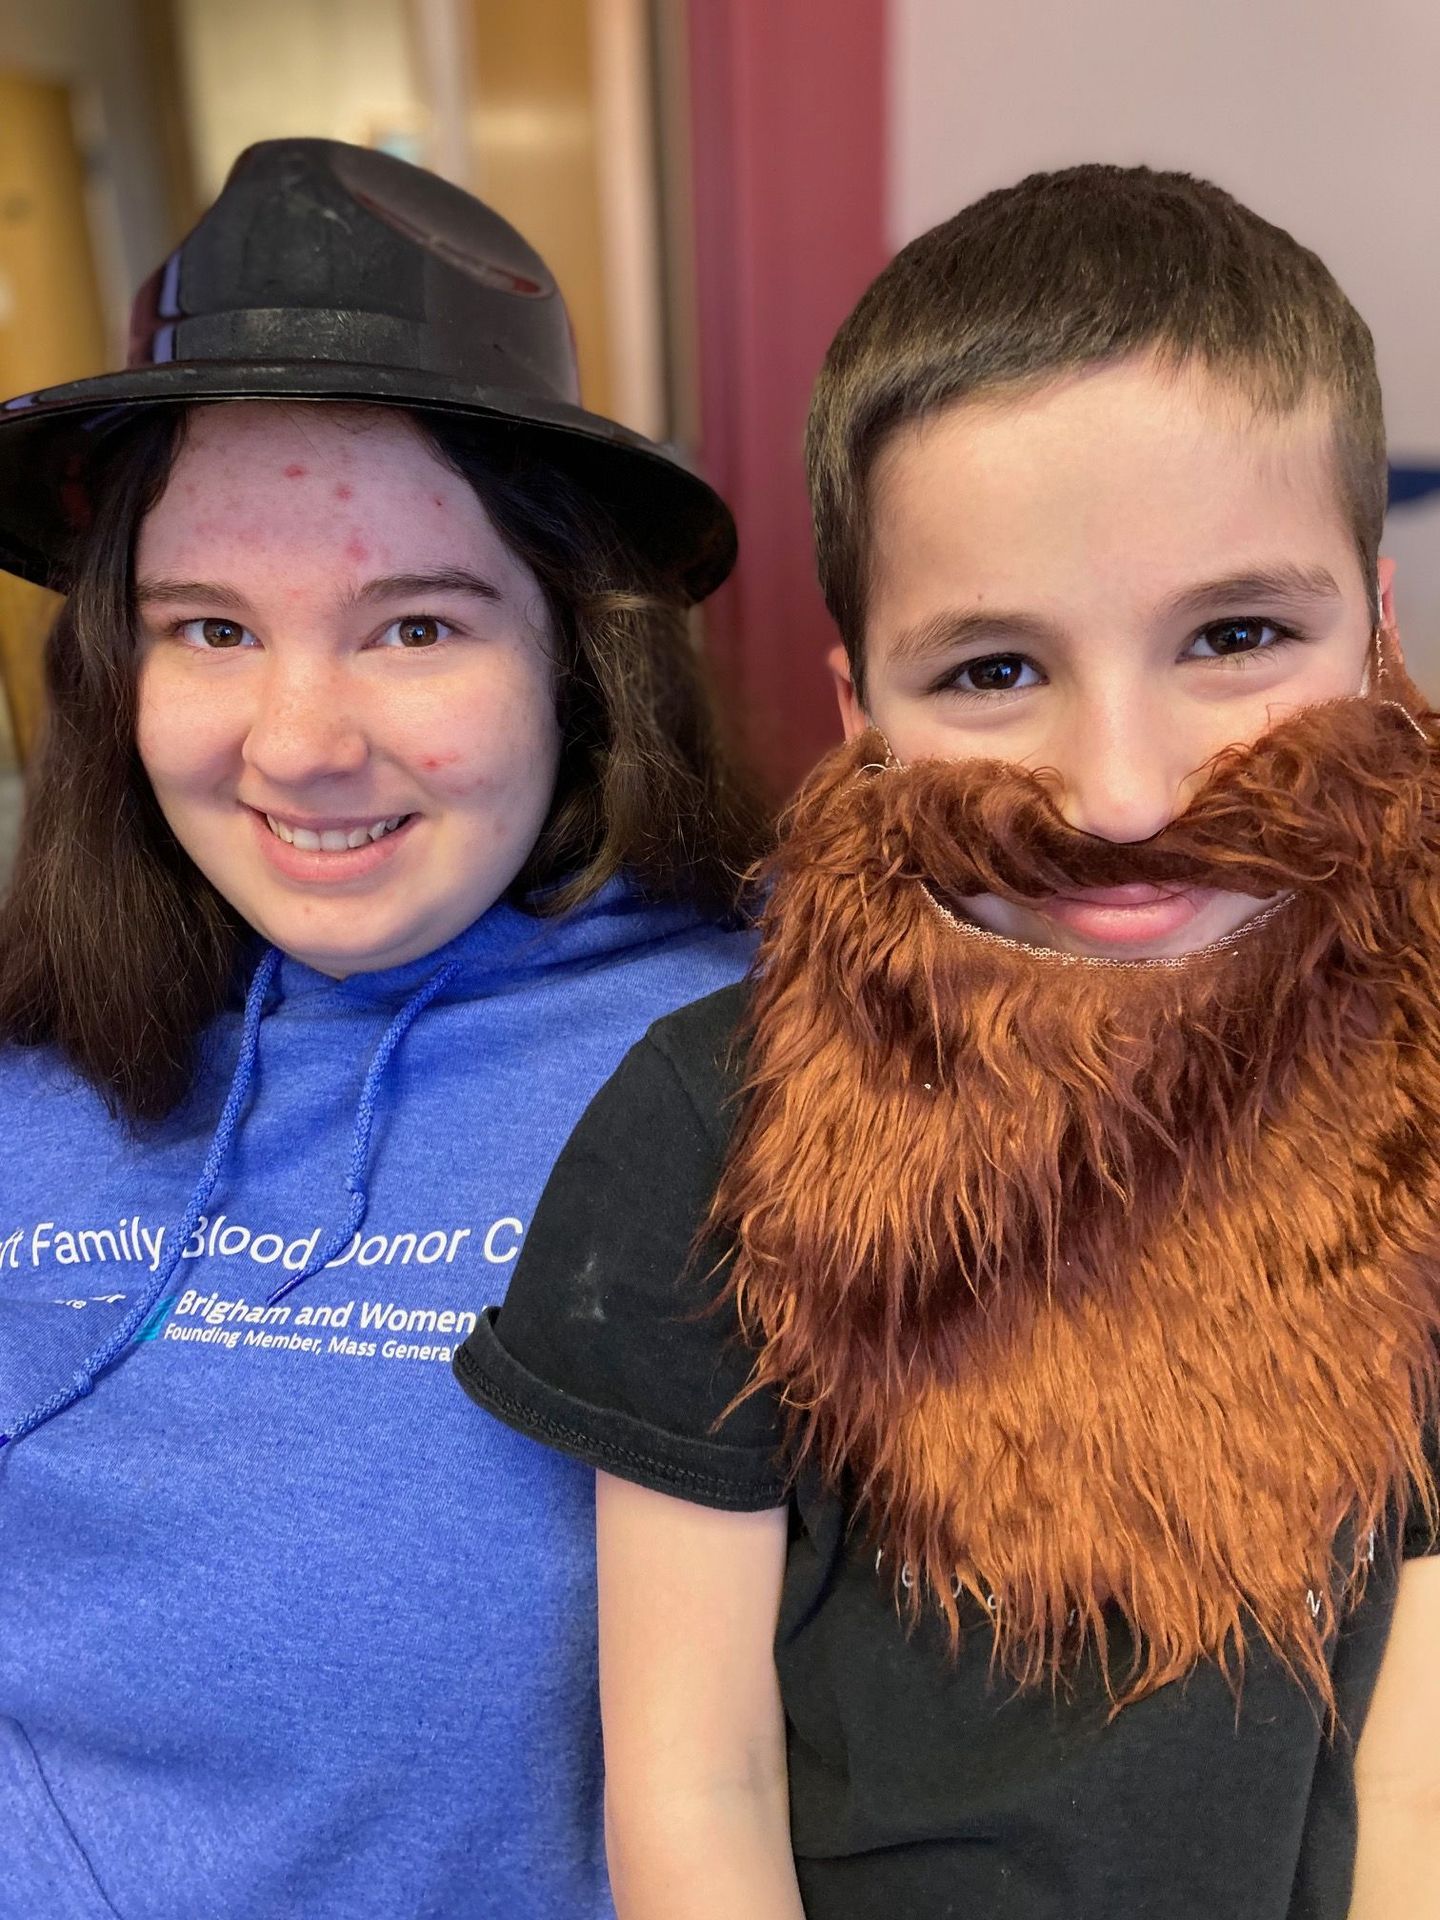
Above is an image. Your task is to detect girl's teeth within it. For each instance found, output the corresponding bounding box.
[265,814,404,850]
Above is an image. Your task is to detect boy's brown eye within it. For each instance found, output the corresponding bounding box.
[1198,619,1274,656]
[963,654,1028,692]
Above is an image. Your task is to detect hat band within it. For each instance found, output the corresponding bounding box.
[135,306,538,394]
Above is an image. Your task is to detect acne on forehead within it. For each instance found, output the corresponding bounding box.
[148,407,475,531]
[176,400,442,478]
[136,403,543,615]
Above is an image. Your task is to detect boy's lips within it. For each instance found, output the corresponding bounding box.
[1038,883,1203,946]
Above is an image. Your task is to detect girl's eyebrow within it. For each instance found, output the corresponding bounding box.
[135,577,252,611]
[345,568,504,606]
[134,568,506,612]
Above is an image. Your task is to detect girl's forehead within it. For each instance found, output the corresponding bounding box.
[168,399,450,483]
[141,404,487,558]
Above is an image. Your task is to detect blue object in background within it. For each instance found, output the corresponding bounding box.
[1389,464,1440,508]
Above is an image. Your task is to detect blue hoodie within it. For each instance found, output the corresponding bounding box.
[0,882,751,1918]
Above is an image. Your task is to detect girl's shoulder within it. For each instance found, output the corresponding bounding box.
[0,1038,110,1121]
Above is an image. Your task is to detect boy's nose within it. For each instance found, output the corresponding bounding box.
[1043,698,1196,846]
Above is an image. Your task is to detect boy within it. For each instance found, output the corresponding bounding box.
[457,165,1440,1918]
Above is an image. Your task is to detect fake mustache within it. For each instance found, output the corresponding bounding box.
[838,696,1436,906]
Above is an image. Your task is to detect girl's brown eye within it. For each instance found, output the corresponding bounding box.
[397,617,442,648]
[201,619,245,648]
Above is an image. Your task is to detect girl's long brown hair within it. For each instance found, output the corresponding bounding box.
[712,698,1440,1714]
[0,407,767,1123]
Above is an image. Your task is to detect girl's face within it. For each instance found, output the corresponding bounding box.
[834,355,1392,958]
[135,403,562,976]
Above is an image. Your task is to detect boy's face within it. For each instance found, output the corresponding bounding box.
[832,353,1390,958]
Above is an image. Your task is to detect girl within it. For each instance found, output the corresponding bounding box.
[459,167,1440,1920]
[0,139,761,1918]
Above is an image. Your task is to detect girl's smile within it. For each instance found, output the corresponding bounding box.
[249,805,418,882]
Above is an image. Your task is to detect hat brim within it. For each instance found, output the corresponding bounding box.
[0,360,737,604]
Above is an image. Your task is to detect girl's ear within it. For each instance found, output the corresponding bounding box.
[828,643,870,743]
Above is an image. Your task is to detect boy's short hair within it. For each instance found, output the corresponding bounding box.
[806,163,1386,689]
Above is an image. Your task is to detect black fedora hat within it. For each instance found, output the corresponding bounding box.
[0,138,736,603]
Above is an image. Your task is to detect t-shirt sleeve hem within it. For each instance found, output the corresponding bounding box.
[454,1309,789,1513]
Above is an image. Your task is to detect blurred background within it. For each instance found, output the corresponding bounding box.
[1,0,1438,884]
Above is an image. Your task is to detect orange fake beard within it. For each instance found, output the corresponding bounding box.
[713,694,1440,1710]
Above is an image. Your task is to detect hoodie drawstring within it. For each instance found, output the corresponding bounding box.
[1,950,460,1449]
[266,958,460,1307]
[0,948,281,1450]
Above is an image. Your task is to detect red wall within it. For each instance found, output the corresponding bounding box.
[688,0,888,795]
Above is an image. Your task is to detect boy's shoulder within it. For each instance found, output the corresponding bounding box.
[638,979,754,1145]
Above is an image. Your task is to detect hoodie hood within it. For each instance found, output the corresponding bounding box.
[287,876,720,1010]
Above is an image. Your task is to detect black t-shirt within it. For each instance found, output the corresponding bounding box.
[455,981,1436,1920]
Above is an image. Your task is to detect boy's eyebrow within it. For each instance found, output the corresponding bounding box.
[885,608,1057,667]
[1162,565,1343,620]
[884,563,1346,667]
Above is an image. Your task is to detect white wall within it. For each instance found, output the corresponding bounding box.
[891,0,1440,685]
[173,0,424,202]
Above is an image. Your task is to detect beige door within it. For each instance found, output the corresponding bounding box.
[468,0,614,418]
[0,71,109,761]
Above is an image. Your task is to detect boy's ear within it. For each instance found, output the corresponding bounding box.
[1379,555,1400,638]
[827,643,870,742]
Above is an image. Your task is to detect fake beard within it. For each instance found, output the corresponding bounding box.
[714,690,1440,1710]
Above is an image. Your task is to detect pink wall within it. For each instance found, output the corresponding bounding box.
[685,0,1440,782]
[688,0,888,793]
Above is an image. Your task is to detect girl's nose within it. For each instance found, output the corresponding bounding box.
[241,660,368,787]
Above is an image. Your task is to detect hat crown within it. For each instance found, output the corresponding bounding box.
[128,138,581,406]
[0,137,736,603]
